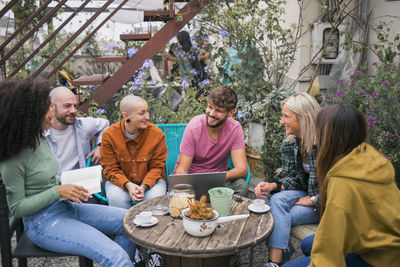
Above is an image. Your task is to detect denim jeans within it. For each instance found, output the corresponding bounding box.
[106,179,167,209]
[268,190,320,250]
[283,234,372,267]
[23,200,135,267]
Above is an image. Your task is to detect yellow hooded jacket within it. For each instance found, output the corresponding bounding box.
[309,143,400,267]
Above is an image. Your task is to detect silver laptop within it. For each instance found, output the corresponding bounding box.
[168,172,226,200]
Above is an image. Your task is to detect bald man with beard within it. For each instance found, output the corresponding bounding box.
[100,95,168,209]
[43,87,109,175]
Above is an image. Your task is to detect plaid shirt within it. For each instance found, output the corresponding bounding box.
[274,136,320,210]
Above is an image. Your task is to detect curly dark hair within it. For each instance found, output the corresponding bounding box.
[208,85,238,111]
[0,78,51,162]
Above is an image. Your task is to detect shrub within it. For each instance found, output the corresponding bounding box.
[326,56,400,187]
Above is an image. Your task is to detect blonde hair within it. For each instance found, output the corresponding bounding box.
[282,92,321,154]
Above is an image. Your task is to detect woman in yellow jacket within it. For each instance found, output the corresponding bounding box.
[283,103,400,267]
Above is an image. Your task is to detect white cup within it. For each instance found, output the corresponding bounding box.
[136,211,152,224]
[253,199,266,209]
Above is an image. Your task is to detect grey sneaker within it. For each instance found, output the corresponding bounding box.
[147,252,163,267]
[264,262,280,267]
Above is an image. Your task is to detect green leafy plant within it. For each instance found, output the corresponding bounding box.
[326,56,400,187]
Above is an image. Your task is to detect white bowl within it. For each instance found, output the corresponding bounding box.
[181,208,219,237]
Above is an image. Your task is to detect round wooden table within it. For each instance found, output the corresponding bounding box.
[123,195,273,267]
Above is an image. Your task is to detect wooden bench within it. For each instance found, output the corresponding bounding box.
[291,224,318,240]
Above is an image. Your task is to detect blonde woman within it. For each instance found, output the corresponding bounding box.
[255,92,321,267]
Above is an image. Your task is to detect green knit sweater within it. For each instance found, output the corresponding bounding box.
[0,137,61,218]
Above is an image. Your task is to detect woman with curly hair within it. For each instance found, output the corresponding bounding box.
[0,78,135,266]
[284,104,400,267]
[254,93,321,267]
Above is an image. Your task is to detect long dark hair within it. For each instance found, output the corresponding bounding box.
[316,103,367,214]
[177,31,192,52]
[0,78,51,162]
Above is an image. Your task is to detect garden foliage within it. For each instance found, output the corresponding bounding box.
[326,56,400,186]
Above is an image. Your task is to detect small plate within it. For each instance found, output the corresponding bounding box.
[148,205,169,215]
[248,203,270,213]
[134,216,158,227]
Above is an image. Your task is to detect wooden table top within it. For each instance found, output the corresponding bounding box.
[122,195,274,257]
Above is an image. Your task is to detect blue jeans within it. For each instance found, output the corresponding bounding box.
[23,200,135,267]
[283,234,372,267]
[268,190,320,250]
[106,179,167,209]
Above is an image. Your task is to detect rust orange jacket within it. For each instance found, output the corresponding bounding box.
[100,120,167,189]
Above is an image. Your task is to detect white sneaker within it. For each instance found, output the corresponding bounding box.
[147,252,163,267]
[264,262,280,267]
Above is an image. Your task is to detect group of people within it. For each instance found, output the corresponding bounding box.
[0,79,249,266]
[0,76,399,267]
[254,93,400,267]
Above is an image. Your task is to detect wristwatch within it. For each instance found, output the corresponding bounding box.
[310,195,317,206]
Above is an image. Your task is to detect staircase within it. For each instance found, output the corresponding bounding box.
[0,0,210,111]
[74,0,210,113]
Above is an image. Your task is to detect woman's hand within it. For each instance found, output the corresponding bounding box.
[255,182,277,199]
[125,182,144,202]
[294,196,313,206]
[56,184,90,203]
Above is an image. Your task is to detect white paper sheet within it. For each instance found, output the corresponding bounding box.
[60,165,102,195]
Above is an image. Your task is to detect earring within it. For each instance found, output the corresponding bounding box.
[126,119,131,123]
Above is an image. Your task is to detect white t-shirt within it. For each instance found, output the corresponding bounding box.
[50,126,79,172]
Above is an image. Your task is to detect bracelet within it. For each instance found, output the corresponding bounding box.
[270,179,282,194]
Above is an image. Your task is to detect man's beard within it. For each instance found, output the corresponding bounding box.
[206,114,227,128]
[56,113,75,125]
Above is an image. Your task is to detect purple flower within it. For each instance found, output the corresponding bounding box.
[372,61,378,65]
[385,132,388,137]
[107,43,117,51]
[359,89,364,94]
[349,81,354,85]
[366,100,370,105]
[324,94,329,99]
[182,80,189,88]
[242,112,247,121]
[221,30,229,39]
[380,131,383,136]
[127,47,137,58]
[381,81,389,86]
[134,77,143,85]
[142,59,151,69]
[366,111,370,115]
[336,90,344,96]
[200,79,210,87]
[398,136,400,142]
[394,106,397,110]
[385,63,393,70]
[350,74,354,78]
[373,92,378,98]
[96,108,106,114]
[129,86,137,91]
[373,117,378,124]
[397,52,400,55]
[338,79,343,83]
[371,107,375,112]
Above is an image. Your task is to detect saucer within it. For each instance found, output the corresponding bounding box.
[248,203,270,213]
[134,216,158,227]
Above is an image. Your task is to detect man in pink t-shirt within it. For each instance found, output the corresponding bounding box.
[175,86,248,196]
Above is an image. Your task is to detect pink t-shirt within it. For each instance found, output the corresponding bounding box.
[179,114,245,173]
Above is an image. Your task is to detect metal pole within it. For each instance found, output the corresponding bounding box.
[0,0,53,52]
[0,0,67,67]
[45,0,129,79]
[31,0,116,79]
[8,0,92,78]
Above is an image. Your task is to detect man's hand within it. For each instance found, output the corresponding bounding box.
[125,182,145,202]
[56,184,91,203]
[254,182,278,199]
[294,196,313,206]
[86,146,101,165]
